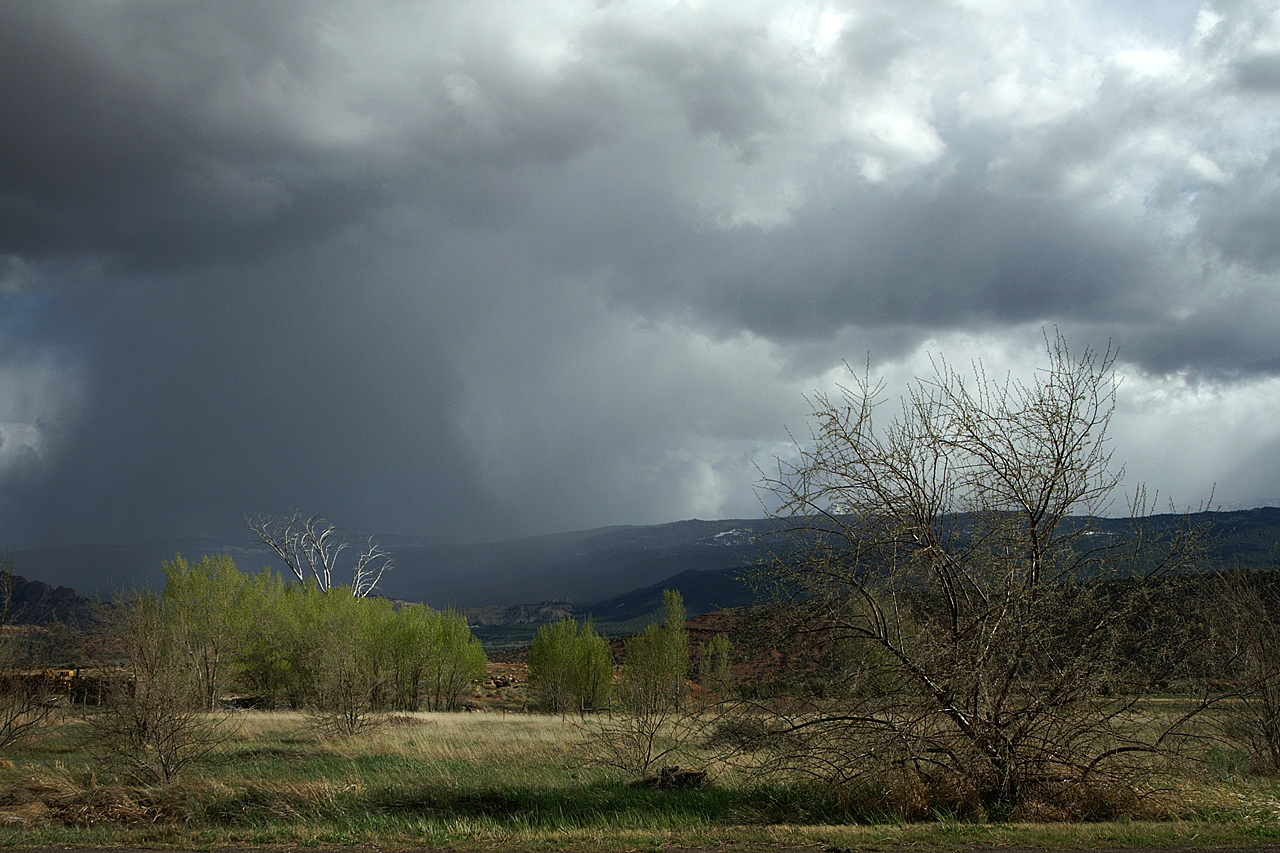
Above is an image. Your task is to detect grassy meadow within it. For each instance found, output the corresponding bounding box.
[0,706,1278,850]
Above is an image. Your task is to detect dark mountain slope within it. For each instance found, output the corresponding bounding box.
[584,567,755,627]
[15,519,778,610]
[0,572,103,628]
[9,509,1280,618]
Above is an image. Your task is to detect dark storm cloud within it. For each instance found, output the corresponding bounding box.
[0,1,632,275]
[0,0,1278,548]
[1196,150,1280,273]
[1123,293,1280,379]
[0,2,398,272]
[0,257,506,546]
[597,178,1157,337]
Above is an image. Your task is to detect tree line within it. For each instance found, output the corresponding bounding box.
[62,553,489,781]
[156,553,486,718]
[527,589,731,717]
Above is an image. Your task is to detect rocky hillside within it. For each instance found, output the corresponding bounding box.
[0,572,103,628]
[465,600,575,627]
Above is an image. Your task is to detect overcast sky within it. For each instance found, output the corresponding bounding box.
[1,0,1279,549]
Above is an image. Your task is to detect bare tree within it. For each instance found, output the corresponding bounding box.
[753,332,1211,816]
[1206,569,1280,774]
[247,511,393,597]
[85,590,233,784]
[582,591,700,775]
[0,555,52,750]
[579,699,706,777]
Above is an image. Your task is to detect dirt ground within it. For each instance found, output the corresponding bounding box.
[5,840,1274,845]
[470,660,531,711]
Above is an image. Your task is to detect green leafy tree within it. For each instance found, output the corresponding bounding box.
[696,634,733,698]
[296,587,388,736]
[422,608,487,711]
[157,552,490,725]
[235,568,305,708]
[161,553,249,711]
[381,603,439,711]
[573,619,614,713]
[585,591,696,775]
[529,618,578,713]
[619,590,689,714]
[529,617,613,714]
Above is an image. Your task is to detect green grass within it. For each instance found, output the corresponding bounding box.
[0,709,1278,849]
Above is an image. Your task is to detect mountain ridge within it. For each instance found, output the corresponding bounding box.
[7,508,1280,629]
[11,517,780,610]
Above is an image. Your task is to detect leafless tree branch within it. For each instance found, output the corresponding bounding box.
[247,511,393,597]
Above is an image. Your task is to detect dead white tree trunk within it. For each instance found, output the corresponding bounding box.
[247,511,393,597]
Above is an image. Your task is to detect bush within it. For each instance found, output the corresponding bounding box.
[85,591,232,784]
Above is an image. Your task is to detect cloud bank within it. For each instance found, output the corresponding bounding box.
[1,0,1278,548]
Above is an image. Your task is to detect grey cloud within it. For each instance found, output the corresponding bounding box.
[0,1,629,274]
[838,13,912,78]
[0,258,507,546]
[1196,150,1280,273]
[595,24,786,155]
[0,3,380,270]
[1118,293,1280,380]
[0,0,1278,548]
[505,152,1164,339]
[1235,53,1280,90]
[1210,0,1280,90]
[1222,434,1280,506]
[711,181,1155,333]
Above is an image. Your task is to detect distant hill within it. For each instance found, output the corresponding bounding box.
[465,600,576,627]
[378,518,777,608]
[9,509,1280,625]
[11,538,275,600]
[582,566,756,631]
[13,518,780,610]
[466,565,760,651]
[578,507,1280,615]
[0,572,103,628]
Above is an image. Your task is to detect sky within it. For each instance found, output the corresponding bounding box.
[1,0,1279,549]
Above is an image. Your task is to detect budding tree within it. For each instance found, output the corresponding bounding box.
[161,553,248,711]
[86,589,233,784]
[755,332,1209,815]
[529,617,613,715]
[584,590,694,775]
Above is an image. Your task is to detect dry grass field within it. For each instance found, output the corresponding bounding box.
[0,705,1275,850]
